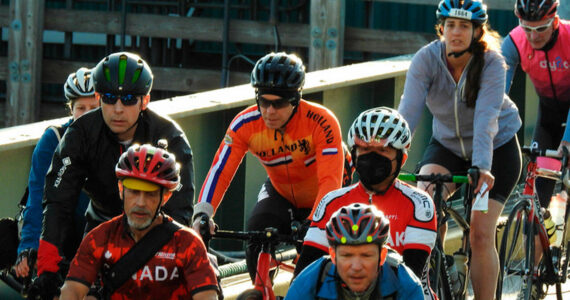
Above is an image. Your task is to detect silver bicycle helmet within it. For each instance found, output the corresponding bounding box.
[64,67,95,101]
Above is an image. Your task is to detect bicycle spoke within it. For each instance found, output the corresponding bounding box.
[498,200,532,299]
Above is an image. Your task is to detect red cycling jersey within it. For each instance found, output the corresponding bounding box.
[66,215,218,299]
[197,100,344,215]
[304,180,437,254]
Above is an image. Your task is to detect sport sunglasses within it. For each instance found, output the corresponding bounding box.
[256,96,295,109]
[100,93,141,106]
[519,18,554,33]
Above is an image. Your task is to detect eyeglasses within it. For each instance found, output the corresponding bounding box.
[256,96,294,109]
[100,93,141,106]
[519,18,554,33]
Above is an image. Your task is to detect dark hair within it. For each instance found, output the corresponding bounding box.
[436,20,503,107]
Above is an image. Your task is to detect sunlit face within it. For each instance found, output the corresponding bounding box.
[333,244,380,293]
[520,17,556,50]
[99,93,148,141]
[442,18,477,55]
[257,94,295,129]
[71,96,99,121]
[122,186,162,231]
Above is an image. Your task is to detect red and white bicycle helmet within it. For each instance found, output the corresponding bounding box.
[326,203,390,247]
[115,143,180,191]
[347,107,411,154]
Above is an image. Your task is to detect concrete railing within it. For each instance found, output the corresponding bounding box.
[0,56,416,231]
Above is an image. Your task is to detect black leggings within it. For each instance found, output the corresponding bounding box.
[533,96,568,208]
[419,136,522,204]
[245,178,311,282]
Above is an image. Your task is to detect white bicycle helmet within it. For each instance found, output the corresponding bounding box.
[347,107,411,153]
[64,67,95,101]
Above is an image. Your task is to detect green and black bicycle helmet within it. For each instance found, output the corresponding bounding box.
[92,52,153,95]
[515,0,558,21]
[326,203,390,247]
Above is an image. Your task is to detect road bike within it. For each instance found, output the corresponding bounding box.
[496,146,570,300]
[399,168,478,300]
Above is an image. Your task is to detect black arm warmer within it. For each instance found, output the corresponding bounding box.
[293,244,328,277]
[403,248,429,278]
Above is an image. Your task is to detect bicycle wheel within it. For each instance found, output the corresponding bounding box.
[497,199,534,300]
[236,288,263,300]
[554,205,570,300]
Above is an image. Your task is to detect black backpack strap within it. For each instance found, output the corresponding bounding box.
[316,257,334,297]
[47,125,66,143]
[101,220,180,296]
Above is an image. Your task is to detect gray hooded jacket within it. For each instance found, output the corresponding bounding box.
[398,40,521,171]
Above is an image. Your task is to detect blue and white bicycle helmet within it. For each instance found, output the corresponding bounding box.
[436,0,488,24]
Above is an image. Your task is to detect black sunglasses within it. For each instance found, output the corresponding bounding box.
[256,96,294,109]
[100,93,141,106]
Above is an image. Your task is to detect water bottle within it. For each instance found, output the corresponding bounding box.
[548,191,568,247]
[453,251,468,296]
[445,255,461,295]
[542,208,557,245]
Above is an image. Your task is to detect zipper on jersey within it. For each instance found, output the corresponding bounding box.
[277,128,298,208]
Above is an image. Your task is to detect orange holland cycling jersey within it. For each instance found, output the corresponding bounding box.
[198,100,344,214]
[66,215,218,299]
[304,180,437,254]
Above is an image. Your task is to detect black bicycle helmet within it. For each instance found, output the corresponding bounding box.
[251,52,305,91]
[515,0,558,21]
[326,203,390,248]
[92,52,153,95]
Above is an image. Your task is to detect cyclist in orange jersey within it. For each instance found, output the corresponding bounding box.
[192,52,346,282]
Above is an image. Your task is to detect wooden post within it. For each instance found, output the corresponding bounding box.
[309,0,345,71]
[7,0,45,126]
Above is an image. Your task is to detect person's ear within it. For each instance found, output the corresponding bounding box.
[329,247,336,264]
[162,191,172,205]
[118,181,124,200]
[401,153,408,166]
[141,95,151,110]
[554,16,560,30]
[379,247,388,266]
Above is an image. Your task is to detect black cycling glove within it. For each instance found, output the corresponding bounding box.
[27,271,63,300]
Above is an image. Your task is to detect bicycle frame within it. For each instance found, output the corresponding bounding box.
[213,228,299,300]
[399,168,477,300]
[520,148,568,284]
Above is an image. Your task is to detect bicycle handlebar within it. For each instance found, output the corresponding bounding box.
[213,228,301,245]
[398,172,470,184]
[521,146,561,159]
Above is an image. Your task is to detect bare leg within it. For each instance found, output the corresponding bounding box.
[418,164,457,241]
[470,199,504,300]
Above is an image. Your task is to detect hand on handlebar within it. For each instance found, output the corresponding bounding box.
[14,248,37,279]
[473,168,494,196]
[557,142,570,167]
[192,214,217,241]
